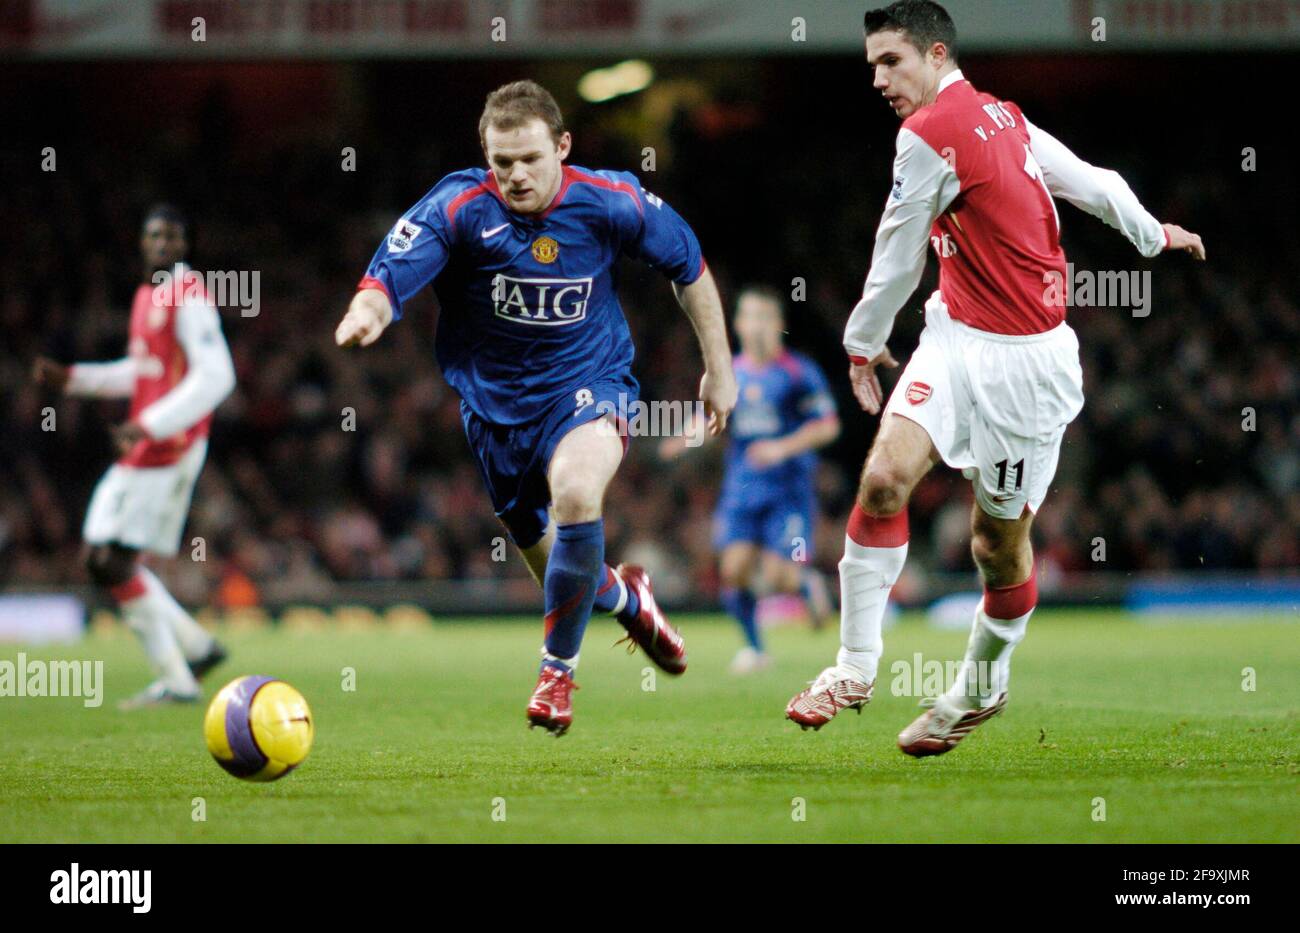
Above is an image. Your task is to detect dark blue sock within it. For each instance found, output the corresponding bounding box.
[723,588,761,651]
[592,565,641,621]
[798,571,814,606]
[542,519,604,670]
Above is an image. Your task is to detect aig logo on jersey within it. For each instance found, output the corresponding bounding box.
[492,275,592,326]
[387,219,421,253]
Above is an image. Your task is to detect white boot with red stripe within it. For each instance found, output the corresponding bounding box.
[897,691,1008,757]
[898,568,1036,757]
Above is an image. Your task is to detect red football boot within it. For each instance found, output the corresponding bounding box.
[526,666,578,736]
[614,563,687,675]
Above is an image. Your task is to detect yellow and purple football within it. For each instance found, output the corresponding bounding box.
[203,675,313,782]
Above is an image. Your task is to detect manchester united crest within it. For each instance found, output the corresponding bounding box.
[531,236,559,264]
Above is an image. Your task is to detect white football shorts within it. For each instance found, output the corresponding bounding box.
[83,439,208,556]
[882,291,1084,520]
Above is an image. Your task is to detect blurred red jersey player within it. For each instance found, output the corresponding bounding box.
[33,205,237,709]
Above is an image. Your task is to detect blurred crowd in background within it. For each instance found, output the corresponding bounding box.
[2,54,1296,608]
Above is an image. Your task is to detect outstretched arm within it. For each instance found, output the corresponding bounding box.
[672,266,737,436]
[34,355,138,398]
[746,415,842,468]
[337,188,455,349]
[1025,117,1205,260]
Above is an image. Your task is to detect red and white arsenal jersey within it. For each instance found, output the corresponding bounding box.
[910,80,1066,335]
[123,273,210,466]
[844,70,1166,360]
[67,264,236,468]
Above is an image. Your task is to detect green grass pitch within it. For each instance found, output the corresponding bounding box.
[1,610,1296,843]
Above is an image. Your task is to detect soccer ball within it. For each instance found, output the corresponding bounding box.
[203,675,314,782]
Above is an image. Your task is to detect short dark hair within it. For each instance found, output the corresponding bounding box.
[142,203,190,239]
[736,284,786,319]
[478,80,566,150]
[863,1,958,65]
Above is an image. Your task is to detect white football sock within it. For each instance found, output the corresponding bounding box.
[138,567,213,660]
[119,583,199,693]
[541,649,578,672]
[945,603,1031,710]
[835,536,908,684]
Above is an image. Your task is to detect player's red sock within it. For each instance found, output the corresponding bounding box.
[846,503,909,548]
[983,568,1038,621]
[109,574,147,603]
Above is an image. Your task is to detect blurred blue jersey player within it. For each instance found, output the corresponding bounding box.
[335,81,738,735]
[663,286,840,673]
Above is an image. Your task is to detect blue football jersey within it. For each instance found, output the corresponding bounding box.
[360,165,704,426]
[721,350,837,502]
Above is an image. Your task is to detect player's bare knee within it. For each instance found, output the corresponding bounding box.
[719,548,756,590]
[771,561,801,595]
[719,562,749,590]
[84,548,109,587]
[550,481,602,525]
[859,462,910,516]
[85,545,135,589]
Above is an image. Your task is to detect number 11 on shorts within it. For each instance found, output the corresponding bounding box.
[994,458,1024,492]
